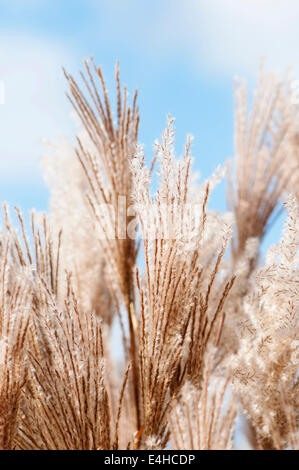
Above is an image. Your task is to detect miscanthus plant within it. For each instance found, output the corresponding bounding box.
[0,59,298,450]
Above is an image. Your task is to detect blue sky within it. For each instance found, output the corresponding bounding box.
[0,0,298,249]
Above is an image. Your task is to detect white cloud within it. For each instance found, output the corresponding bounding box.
[0,33,75,184]
[90,0,299,79]
[162,0,299,78]
[1,1,297,185]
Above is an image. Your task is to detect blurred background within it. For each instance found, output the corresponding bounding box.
[0,1,297,449]
[0,0,298,246]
